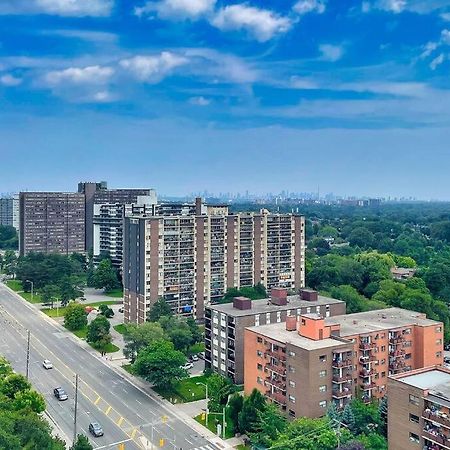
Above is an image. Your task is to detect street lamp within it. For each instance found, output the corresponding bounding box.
[25,280,33,302]
[196,382,209,426]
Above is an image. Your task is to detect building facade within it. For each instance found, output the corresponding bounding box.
[123,210,305,324]
[244,308,443,419]
[388,366,450,450]
[78,181,154,251]
[0,194,19,231]
[19,192,85,255]
[205,288,346,384]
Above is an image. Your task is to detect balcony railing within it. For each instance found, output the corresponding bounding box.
[359,368,376,377]
[359,342,377,351]
[332,387,352,399]
[332,358,353,368]
[265,377,287,391]
[266,390,286,405]
[265,350,286,360]
[422,429,450,449]
[333,374,353,384]
[389,336,405,345]
[424,410,450,429]
[362,382,377,391]
[265,364,287,376]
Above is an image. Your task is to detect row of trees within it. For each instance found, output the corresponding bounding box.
[0,225,17,250]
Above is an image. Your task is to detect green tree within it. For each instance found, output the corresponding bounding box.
[39,284,60,306]
[186,317,202,343]
[91,259,120,292]
[207,374,235,413]
[58,276,83,306]
[0,374,31,399]
[348,227,374,249]
[123,322,166,362]
[357,433,387,450]
[12,390,46,414]
[64,303,88,331]
[132,339,187,388]
[70,434,93,450]
[250,403,287,448]
[227,393,244,434]
[2,250,17,275]
[159,316,193,353]
[238,388,266,434]
[0,225,18,250]
[98,304,114,318]
[147,297,172,322]
[87,315,112,350]
[342,403,356,433]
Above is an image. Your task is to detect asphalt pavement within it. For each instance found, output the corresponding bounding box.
[0,283,221,450]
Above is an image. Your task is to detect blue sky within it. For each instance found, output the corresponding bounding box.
[1,0,450,199]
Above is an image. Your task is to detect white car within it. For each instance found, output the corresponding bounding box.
[43,359,53,370]
[182,362,194,370]
[191,354,199,362]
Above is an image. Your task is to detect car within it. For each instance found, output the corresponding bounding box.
[191,354,199,362]
[198,352,205,359]
[53,387,68,401]
[182,362,194,370]
[444,357,450,364]
[43,359,53,370]
[89,422,104,437]
[445,344,450,351]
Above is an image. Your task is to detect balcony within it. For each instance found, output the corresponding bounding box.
[265,377,286,391]
[389,336,405,345]
[362,382,377,391]
[423,410,450,429]
[266,390,286,405]
[265,349,286,360]
[359,342,376,351]
[390,349,406,358]
[359,368,376,377]
[422,428,450,449]
[332,386,352,399]
[265,364,287,376]
[332,358,353,368]
[333,374,353,384]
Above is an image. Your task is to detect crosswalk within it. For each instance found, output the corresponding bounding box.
[192,445,217,450]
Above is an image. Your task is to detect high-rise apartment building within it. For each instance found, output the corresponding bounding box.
[388,366,450,450]
[78,181,154,251]
[93,194,157,269]
[205,288,346,383]
[0,194,19,231]
[123,209,305,324]
[19,192,85,255]
[244,308,443,419]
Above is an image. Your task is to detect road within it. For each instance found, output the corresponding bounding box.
[0,283,219,450]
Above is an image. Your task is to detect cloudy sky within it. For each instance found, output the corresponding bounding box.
[1,0,450,199]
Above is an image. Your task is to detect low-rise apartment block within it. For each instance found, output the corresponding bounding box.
[205,288,346,384]
[244,308,443,419]
[388,366,450,450]
[123,210,305,324]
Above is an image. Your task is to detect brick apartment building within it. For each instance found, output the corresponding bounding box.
[123,210,305,323]
[244,308,443,419]
[388,366,450,450]
[19,192,85,255]
[205,288,346,384]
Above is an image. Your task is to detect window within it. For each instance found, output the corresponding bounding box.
[257,337,262,343]
[436,326,442,333]
[381,345,386,352]
[437,351,442,358]
[319,355,327,363]
[289,380,296,388]
[409,394,420,406]
[403,328,411,335]
[306,307,311,314]
[409,433,419,443]
[404,340,412,347]
[257,363,263,371]
[381,359,386,365]
[319,370,327,378]
[381,371,386,378]
[289,365,296,373]
[266,313,271,324]
[288,409,296,418]
[257,376,263,385]
[277,311,281,323]
[437,339,443,345]
[257,350,263,357]
[255,315,260,326]
[319,385,327,393]
[319,400,327,408]
[289,350,296,357]
[289,395,296,403]
[409,414,419,424]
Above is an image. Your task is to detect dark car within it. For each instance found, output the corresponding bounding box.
[89,422,104,437]
[53,387,68,401]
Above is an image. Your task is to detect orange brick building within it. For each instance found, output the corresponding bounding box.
[244,308,443,419]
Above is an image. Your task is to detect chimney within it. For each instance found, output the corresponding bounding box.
[286,315,297,331]
[300,289,319,302]
[233,296,252,310]
[271,287,288,306]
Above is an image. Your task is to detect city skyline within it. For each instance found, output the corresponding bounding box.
[1,0,450,198]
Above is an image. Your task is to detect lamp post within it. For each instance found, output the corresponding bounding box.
[196,382,209,426]
[25,280,34,302]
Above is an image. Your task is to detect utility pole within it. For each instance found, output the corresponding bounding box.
[196,382,209,426]
[25,280,34,302]
[26,330,30,380]
[73,374,79,444]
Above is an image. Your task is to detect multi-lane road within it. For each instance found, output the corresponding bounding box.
[0,282,219,450]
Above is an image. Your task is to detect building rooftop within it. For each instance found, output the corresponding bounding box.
[246,321,347,351]
[208,294,344,317]
[326,307,439,337]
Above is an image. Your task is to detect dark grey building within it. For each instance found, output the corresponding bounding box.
[204,288,346,384]
[78,181,153,252]
[19,192,85,256]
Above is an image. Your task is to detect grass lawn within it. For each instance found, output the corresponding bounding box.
[20,291,43,304]
[235,445,251,450]
[6,279,22,291]
[42,301,119,318]
[64,325,119,353]
[153,374,210,403]
[195,411,235,439]
[122,363,133,374]
[114,324,127,335]
[104,288,123,298]
[71,327,87,339]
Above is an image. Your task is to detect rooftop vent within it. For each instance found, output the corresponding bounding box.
[286,315,297,331]
[299,289,319,302]
[233,296,252,310]
[271,288,288,306]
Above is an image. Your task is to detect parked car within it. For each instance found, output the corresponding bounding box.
[191,354,199,362]
[444,357,450,364]
[444,344,450,351]
[182,362,194,370]
[53,387,68,401]
[89,422,104,437]
[43,359,53,370]
[198,352,205,359]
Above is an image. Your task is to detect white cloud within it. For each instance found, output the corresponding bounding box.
[319,44,344,62]
[0,0,113,16]
[120,52,189,82]
[189,96,211,105]
[430,53,446,69]
[289,76,318,89]
[92,90,115,102]
[211,4,291,42]
[442,12,450,21]
[367,0,450,14]
[441,29,450,44]
[44,65,114,86]
[135,0,215,19]
[293,0,326,15]
[376,0,406,13]
[0,74,22,86]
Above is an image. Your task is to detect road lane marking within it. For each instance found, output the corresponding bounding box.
[94,396,101,405]
[131,428,138,439]
[117,416,124,426]
[105,405,112,415]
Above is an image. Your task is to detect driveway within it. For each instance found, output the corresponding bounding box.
[82,287,123,304]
